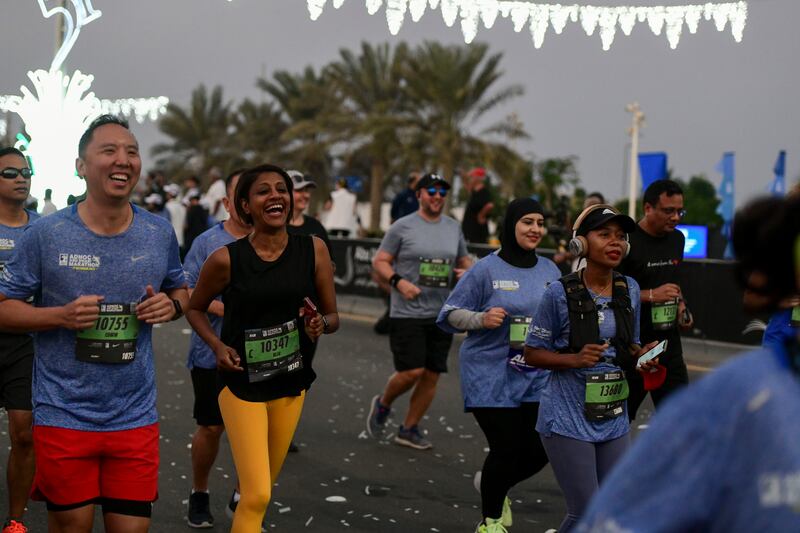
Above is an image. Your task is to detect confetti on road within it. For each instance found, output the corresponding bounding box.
[326,496,347,503]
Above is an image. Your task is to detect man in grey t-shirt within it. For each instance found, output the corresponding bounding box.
[368,174,471,449]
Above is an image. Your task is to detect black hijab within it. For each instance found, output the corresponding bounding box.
[498,198,545,268]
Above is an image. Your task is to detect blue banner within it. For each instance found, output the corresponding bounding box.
[768,150,787,196]
[638,152,668,193]
[715,152,735,259]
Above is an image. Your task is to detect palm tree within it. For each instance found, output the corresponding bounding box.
[152,85,235,184]
[327,42,410,232]
[535,156,579,211]
[231,98,288,167]
[256,67,343,196]
[402,41,527,208]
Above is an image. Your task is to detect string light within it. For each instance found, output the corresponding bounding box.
[1,1,169,208]
[308,1,749,50]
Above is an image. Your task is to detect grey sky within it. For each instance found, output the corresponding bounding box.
[2,0,797,206]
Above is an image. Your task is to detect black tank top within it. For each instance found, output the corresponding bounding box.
[220,233,317,402]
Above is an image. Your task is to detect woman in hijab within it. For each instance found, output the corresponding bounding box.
[437,198,562,533]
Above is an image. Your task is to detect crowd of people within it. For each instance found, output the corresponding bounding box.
[0,114,798,533]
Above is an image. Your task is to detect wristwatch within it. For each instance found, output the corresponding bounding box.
[321,314,330,333]
[171,298,184,320]
[390,273,403,287]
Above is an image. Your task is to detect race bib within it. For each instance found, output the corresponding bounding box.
[584,370,628,421]
[651,300,678,330]
[75,303,139,364]
[244,319,303,384]
[418,258,452,288]
[507,316,539,373]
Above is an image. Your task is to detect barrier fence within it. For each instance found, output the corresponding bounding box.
[329,238,766,346]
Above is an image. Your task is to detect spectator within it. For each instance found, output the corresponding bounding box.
[40,188,57,216]
[164,184,187,252]
[391,172,421,223]
[326,178,357,237]
[184,192,210,253]
[462,167,494,244]
[203,167,228,222]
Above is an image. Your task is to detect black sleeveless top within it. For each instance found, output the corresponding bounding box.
[220,233,318,402]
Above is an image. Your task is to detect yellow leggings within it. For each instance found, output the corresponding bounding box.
[218,387,305,533]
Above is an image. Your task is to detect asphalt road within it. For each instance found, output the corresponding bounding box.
[0,310,739,532]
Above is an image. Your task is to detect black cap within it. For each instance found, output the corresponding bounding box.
[575,206,636,236]
[415,173,451,191]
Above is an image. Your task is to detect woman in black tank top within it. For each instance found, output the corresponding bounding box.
[186,164,338,532]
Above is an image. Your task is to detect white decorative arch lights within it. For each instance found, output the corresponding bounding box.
[0,1,169,208]
[305,1,749,51]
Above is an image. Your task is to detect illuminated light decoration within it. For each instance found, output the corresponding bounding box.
[386,0,409,34]
[309,1,748,50]
[0,1,169,208]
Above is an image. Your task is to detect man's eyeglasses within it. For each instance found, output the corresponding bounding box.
[425,187,447,198]
[0,167,33,180]
[659,207,686,218]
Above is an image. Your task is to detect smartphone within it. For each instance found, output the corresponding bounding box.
[303,297,318,323]
[637,339,668,368]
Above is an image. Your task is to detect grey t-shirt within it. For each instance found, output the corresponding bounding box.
[380,212,468,319]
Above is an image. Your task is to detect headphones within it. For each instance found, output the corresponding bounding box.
[568,204,631,258]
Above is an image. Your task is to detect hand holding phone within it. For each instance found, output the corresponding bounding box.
[637,339,667,368]
[303,297,318,324]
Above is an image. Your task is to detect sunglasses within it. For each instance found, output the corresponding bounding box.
[0,167,33,180]
[424,187,447,198]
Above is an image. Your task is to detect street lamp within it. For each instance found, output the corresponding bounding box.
[626,102,645,219]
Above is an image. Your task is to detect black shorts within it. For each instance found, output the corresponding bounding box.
[190,367,224,427]
[0,336,33,411]
[389,318,453,373]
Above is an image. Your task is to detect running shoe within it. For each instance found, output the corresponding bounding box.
[225,489,239,519]
[474,517,508,533]
[1,520,27,533]
[394,425,433,450]
[501,497,513,527]
[366,394,390,437]
[187,491,214,528]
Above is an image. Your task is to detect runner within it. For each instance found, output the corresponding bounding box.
[0,115,188,533]
[367,173,472,450]
[436,198,561,533]
[287,170,331,254]
[523,204,658,532]
[617,179,692,421]
[183,169,250,529]
[0,147,39,533]
[186,164,338,532]
[578,195,800,532]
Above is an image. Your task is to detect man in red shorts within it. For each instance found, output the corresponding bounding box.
[0,115,188,532]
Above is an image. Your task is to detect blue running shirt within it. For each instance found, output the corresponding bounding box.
[578,345,800,533]
[0,204,185,431]
[183,222,236,370]
[437,253,561,409]
[525,277,641,442]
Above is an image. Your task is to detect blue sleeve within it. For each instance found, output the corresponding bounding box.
[578,377,732,532]
[525,282,561,351]
[436,261,487,334]
[183,237,205,289]
[379,222,403,257]
[763,309,794,348]
[0,225,40,300]
[628,276,641,345]
[161,231,186,291]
